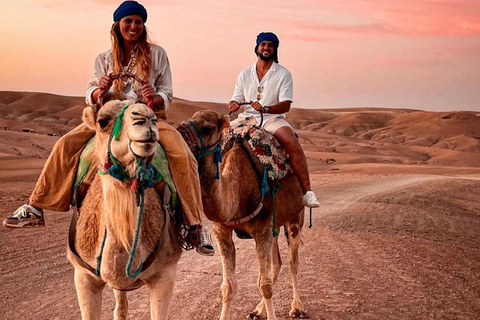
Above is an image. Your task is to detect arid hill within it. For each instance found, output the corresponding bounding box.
[1,91,479,168]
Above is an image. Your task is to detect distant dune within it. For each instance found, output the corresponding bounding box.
[1,91,479,168]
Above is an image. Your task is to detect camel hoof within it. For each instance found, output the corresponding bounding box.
[290,310,308,318]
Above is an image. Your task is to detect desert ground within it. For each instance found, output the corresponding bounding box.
[1,92,479,319]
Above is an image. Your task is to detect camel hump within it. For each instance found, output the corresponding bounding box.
[223,124,292,180]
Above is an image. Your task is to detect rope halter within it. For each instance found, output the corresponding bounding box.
[95,102,163,279]
[98,103,162,190]
[181,120,223,179]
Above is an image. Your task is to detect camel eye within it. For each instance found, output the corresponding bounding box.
[97,117,110,129]
[201,126,213,136]
[133,120,146,126]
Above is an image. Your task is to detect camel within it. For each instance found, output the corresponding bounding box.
[67,100,182,320]
[178,110,306,320]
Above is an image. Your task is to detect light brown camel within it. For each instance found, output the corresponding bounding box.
[178,110,306,320]
[67,100,182,320]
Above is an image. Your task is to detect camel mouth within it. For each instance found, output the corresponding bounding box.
[130,140,157,158]
[136,138,157,144]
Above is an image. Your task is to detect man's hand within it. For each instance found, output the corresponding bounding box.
[142,84,156,99]
[250,101,263,112]
[229,101,240,113]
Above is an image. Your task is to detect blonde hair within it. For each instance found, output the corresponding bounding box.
[110,21,152,100]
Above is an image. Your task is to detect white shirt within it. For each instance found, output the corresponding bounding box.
[231,62,293,123]
[85,44,173,109]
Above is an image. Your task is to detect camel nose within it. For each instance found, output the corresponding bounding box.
[150,127,159,141]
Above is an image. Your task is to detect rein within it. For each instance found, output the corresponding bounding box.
[97,72,154,111]
[229,102,264,127]
[95,103,163,278]
[186,120,223,179]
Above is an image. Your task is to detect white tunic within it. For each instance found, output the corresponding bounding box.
[231,62,293,123]
[85,44,173,109]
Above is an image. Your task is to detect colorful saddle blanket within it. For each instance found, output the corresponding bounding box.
[73,137,178,207]
[223,124,292,180]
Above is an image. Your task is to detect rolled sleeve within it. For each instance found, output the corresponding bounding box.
[152,46,173,110]
[85,53,108,105]
[278,71,293,103]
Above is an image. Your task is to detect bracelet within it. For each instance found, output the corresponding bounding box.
[263,106,271,113]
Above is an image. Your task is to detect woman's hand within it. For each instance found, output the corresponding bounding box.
[98,75,113,92]
[142,84,156,99]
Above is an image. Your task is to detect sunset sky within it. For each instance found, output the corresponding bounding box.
[1,0,480,111]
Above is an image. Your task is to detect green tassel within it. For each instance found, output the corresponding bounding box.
[112,104,130,141]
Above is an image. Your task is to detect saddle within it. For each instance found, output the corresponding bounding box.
[222,124,292,181]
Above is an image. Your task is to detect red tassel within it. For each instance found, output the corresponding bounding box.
[146,97,153,110]
[131,178,139,191]
[103,158,111,170]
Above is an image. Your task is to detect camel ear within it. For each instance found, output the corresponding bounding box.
[82,106,97,130]
[220,115,230,130]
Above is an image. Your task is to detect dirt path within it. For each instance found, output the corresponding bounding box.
[1,162,480,319]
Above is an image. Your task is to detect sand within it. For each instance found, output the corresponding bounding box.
[0,91,479,319]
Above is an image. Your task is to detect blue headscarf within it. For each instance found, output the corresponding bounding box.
[254,32,279,63]
[113,1,148,23]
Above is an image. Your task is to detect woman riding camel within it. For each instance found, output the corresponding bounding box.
[3,0,215,256]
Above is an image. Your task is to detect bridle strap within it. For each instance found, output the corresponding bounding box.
[186,120,223,179]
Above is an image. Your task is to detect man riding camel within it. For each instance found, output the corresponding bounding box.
[229,32,320,208]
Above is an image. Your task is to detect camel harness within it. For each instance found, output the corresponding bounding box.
[68,104,175,284]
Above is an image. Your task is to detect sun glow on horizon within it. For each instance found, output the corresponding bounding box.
[2,0,480,111]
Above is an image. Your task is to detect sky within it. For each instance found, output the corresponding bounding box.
[1,0,480,111]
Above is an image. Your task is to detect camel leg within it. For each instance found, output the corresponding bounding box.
[286,218,306,318]
[253,231,277,320]
[249,236,282,319]
[113,289,128,320]
[147,264,178,320]
[74,267,105,320]
[214,223,237,320]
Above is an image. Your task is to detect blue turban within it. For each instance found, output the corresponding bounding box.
[256,32,279,48]
[254,32,279,63]
[113,1,148,23]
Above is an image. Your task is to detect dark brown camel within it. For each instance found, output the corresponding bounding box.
[178,110,306,320]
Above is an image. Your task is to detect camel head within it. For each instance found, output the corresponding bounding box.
[178,110,230,159]
[83,100,159,175]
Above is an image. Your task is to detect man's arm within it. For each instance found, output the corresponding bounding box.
[250,100,291,114]
[263,100,291,114]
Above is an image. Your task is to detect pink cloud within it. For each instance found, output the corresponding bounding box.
[285,0,480,39]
